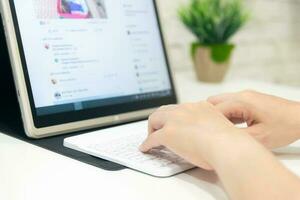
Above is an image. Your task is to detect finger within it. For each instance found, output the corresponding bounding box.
[245,124,264,137]
[148,105,177,135]
[139,129,165,152]
[230,117,247,124]
[207,92,236,105]
[243,124,273,148]
[215,101,254,126]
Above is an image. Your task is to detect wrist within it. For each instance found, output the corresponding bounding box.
[205,128,257,169]
[295,103,300,139]
[289,102,300,141]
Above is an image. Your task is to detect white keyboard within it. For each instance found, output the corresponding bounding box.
[64,121,195,177]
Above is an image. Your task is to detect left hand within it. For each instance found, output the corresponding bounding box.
[208,90,300,149]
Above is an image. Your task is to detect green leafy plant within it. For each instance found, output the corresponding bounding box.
[179,0,249,62]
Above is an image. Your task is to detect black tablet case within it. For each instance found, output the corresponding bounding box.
[0,15,126,171]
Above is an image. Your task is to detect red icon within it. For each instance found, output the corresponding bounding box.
[44,44,50,50]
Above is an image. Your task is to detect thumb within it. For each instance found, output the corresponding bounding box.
[215,101,254,126]
[243,124,272,148]
[139,129,165,152]
[244,124,265,138]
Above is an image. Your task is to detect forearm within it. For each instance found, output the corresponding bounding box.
[209,131,300,200]
[290,102,300,140]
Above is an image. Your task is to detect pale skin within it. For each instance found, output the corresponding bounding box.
[139,90,300,200]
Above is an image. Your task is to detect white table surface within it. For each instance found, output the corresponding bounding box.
[1,70,300,200]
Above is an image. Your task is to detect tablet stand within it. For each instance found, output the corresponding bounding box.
[0,16,125,171]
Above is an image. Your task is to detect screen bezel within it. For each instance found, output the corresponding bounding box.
[8,0,177,128]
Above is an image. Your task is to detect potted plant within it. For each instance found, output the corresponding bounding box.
[179,0,249,82]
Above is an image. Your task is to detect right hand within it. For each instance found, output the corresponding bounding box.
[208,90,300,149]
[139,102,245,170]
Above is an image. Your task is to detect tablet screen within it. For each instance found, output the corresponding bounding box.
[10,0,176,126]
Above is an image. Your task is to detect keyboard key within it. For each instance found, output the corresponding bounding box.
[64,124,196,177]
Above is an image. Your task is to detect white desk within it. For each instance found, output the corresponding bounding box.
[1,70,300,200]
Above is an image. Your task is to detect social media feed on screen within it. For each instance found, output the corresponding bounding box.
[14,0,172,116]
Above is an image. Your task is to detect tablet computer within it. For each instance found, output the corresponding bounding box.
[0,0,177,138]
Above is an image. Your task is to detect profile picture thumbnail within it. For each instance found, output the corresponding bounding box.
[34,0,107,19]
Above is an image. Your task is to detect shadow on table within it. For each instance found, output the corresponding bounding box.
[177,168,229,200]
[274,146,300,160]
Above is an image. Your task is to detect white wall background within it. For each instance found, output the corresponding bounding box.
[156,0,300,86]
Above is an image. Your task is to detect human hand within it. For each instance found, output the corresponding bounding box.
[208,90,300,149]
[139,102,245,170]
